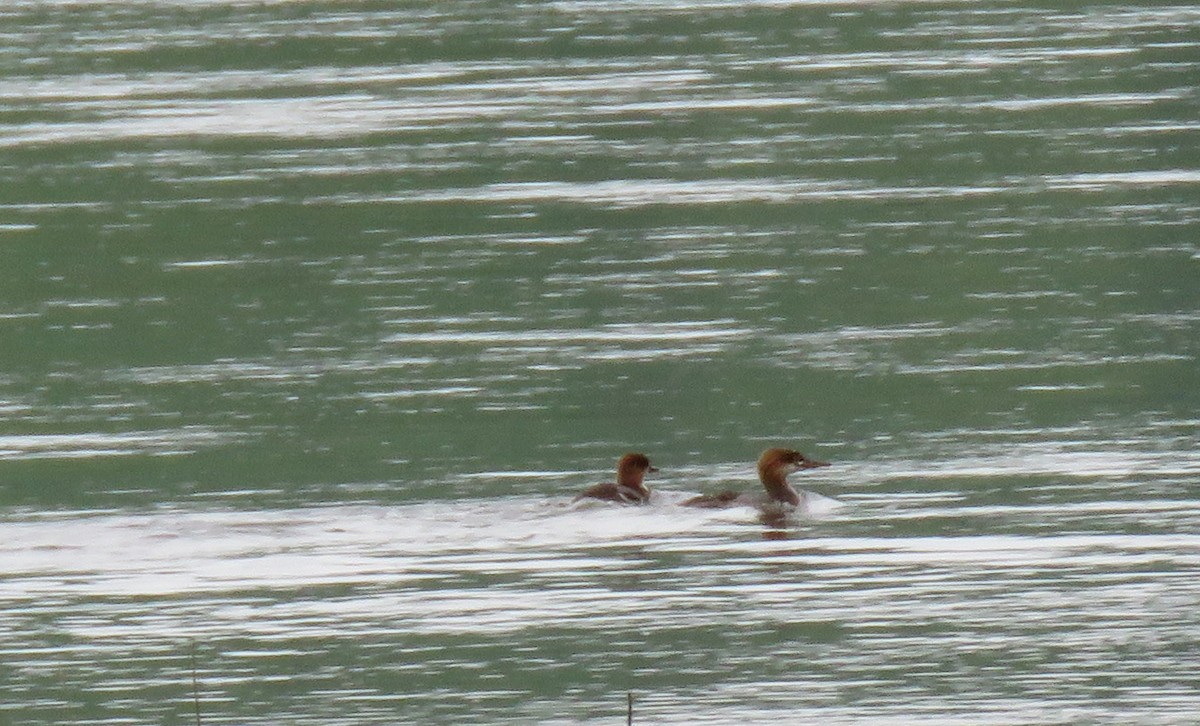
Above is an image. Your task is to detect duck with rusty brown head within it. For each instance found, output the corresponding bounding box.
[682,448,830,509]
[573,452,658,504]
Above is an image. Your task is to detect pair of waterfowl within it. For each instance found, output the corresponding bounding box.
[574,448,830,509]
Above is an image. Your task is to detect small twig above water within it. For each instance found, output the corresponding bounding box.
[191,640,202,726]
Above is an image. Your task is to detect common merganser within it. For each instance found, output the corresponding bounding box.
[682,448,829,509]
[573,452,658,504]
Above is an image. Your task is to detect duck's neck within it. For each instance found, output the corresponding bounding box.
[760,469,800,506]
[617,469,647,496]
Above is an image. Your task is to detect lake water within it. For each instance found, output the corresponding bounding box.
[1,1,1198,723]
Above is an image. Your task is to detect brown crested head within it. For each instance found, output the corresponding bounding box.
[616,452,657,487]
[757,447,830,479]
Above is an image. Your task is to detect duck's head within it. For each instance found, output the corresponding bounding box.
[616,452,658,488]
[757,447,829,479]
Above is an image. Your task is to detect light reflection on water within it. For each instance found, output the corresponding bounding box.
[3,476,1199,724]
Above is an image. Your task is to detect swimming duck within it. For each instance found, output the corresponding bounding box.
[573,452,657,504]
[682,447,829,509]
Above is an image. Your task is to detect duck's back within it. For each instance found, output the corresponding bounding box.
[680,490,744,508]
[574,482,648,504]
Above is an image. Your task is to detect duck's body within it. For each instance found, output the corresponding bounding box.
[573,481,651,504]
[682,448,829,509]
[682,490,746,508]
[574,453,657,504]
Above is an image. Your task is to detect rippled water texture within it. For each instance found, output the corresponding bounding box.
[1,1,1198,724]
